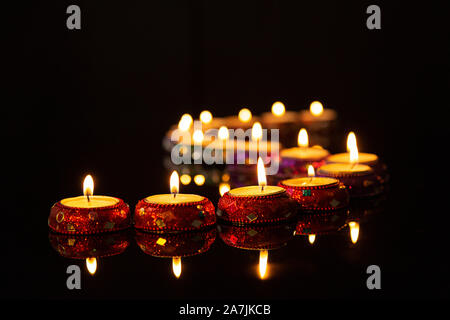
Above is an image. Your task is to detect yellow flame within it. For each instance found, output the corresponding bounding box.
[194,174,205,186]
[298,128,309,148]
[178,114,193,131]
[172,257,182,278]
[259,250,268,279]
[180,174,191,185]
[310,101,324,116]
[218,126,229,140]
[307,165,315,177]
[222,173,230,182]
[308,234,316,244]
[83,175,94,198]
[219,183,230,196]
[199,110,213,124]
[349,221,360,244]
[271,101,285,117]
[252,122,263,141]
[170,171,179,195]
[86,257,97,275]
[192,129,204,144]
[347,132,359,163]
[257,157,267,188]
[238,108,252,122]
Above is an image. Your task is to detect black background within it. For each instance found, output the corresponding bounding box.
[3,0,450,304]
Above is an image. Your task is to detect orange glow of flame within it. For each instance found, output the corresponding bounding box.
[259,250,268,279]
[178,114,193,131]
[218,126,229,140]
[310,101,324,116]
[347,132,359,163]
[308,234,316,244]
[307,165,315,177]
[238,108,252,122]
[83,175,94,198]
[193,174,205,186]
[271,101,285,117]
[252,122,263,141]
[172,257,182,278]
[86,257,97,275]
[170,171,179,195]
[199,110,213,124]
[219,183,230,196]
[298,128,309,148]
[257,157,267,188]
[349,221,360,244]
[192,129,204,144]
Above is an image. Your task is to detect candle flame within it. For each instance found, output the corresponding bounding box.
[180,174,191,185]
[347,132,359,163]
[257,157,267,189]
[193,174,205,186]
[83,175,94,198]
[172,257,182,278]
[310,101,324,116]
[170,171,179,195]
[86,257,97,275]
[178,114,193,131]
[219,183,230,196]
[238,108,252,123]
[218,126,229,140]
[252,122,263,141]
[199,110,213,124]
[349,221,360,244]
[271,101,285,117]
[307,165,315,177]
[192,129,204,144]
[298,128,309,148]
[259,250,268,279]
[308,234,316,244]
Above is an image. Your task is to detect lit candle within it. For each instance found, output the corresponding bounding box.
[218,158,297,224]
[49,175,131,234]
[134,171,216,232]
[299,100,337,124]
[261,101,300,126]
[278,165,349,210]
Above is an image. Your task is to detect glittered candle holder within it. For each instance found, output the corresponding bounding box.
[295,209,348,238]
[278,167,349,211]
[48,175,131,235]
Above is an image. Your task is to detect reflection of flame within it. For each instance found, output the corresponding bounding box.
[252,122,263,141]
[308,234,316,244]
[199,110,213,124]
[310,101,324,116]
[86,257,97,275]
[218,126,229,140]
[238,108,252,122]
[307,165,315,177]
[178,114,193,131]
[219,183,230,196]
[347,132,359,163]
[298,128,309,148]
[170,171,179,195]
[271,101,285,117]
[257,157,267,188]
[194,174,205,186]
[83,175,94,198]
[349,221,360,244]
[259,250,268,279]
[172,257,182,278]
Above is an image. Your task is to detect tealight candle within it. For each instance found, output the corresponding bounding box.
[218,158,297,224]
[299,100,337,124]
[48,175,131,234]
[278,165,349,211]
[134,171,216,232]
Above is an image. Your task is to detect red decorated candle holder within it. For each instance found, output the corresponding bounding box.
[275,157,328,182]
[48,230,131,259]
[217,189,298,225]
[48,198,131,235]
[135,228,216,257]
[218,222,296,250]
[295,209,348,236]
[278,178,349,211]
[134,196,216,233]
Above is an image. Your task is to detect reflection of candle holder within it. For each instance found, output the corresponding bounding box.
[295,209,348,236]
[135,228,216,258]
[48,199,131,235]
[49,230,131,259]
[346,192,388,221]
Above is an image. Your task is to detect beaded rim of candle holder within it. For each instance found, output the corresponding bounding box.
[294,208,348,236]
[218,222,296,250]
[48,199,131,235]
[48,230,131,259]
[134,197,216,233]
[217,190,298,225]
[135,227,216,258]
[278,179,350,211]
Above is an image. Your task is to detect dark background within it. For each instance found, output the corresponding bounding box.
[3,0,450,303]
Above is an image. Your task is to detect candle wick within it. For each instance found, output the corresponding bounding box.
[261,185,265,192]
[173,193,177,199]
[86,193,91,202]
